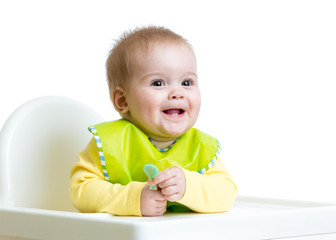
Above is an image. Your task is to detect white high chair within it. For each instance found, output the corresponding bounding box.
[0,96,336,240]
[0,96,103,211]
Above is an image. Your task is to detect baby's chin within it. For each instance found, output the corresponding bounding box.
[148,133,179,142]
[151,129,190,142]
[142,120,195,142]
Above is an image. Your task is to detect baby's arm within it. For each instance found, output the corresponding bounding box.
[69,138,146,216]
[151,159,237,213]
[179,159,237,212]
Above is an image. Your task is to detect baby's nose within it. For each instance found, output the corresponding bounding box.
[168,88,184,100]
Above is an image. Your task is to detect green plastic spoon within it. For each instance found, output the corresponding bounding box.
[144,164,159,190]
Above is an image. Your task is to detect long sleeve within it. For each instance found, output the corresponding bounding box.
[177,159,238,213]
[70,138,237,216]
[69,138,146,216]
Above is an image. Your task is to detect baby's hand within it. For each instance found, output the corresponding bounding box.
[150,166,186,202]
[140,183,167,217]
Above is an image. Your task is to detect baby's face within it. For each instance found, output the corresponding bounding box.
[124,43,201,142]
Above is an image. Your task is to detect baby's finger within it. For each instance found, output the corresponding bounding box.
[155,199,167,208]
[161,185,178,197]
[153,190,167,201]
[154,205,167,215]
[150,167,175,186]
[157,177,176,189]
[165,193,181,202]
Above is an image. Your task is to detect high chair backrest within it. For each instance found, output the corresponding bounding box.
[0,96,104,211]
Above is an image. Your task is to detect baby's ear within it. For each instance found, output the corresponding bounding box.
[111,87,129,114]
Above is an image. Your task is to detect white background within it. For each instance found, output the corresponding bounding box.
[1,0,335,203]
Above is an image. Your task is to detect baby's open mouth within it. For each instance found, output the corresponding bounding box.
[163,109,185,116]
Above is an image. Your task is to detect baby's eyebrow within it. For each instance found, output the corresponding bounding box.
[140,71,198,81]
[140,72,164,81]
[185,72,198,78]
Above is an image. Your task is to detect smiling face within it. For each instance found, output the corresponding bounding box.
[120,43,201,142]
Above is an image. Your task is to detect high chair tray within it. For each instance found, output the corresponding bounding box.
[0,196,336,240]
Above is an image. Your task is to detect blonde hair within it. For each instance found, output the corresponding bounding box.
[106,26,193,93]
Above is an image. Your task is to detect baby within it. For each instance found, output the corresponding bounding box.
[70,26,237,217]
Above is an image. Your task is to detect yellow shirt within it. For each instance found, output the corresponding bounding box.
[70,138,237,216]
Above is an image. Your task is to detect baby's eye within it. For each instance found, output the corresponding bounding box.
[181,79,192,86]
[151,80,165,87]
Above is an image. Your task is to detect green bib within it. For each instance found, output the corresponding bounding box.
[89,119,220,184]
[88,119,220,211]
